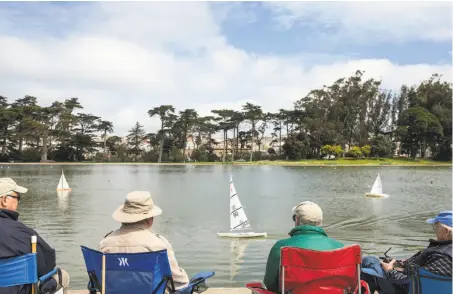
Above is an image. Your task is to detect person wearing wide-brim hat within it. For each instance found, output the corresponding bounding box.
[99,191,189,291]
[361,210,452,293]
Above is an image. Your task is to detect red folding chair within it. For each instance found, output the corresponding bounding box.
[246,244,370,294]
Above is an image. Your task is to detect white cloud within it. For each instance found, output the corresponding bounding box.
[265,2,452,44]
[0,2,451,136]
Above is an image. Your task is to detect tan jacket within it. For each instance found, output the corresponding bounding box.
[98,222,190,291]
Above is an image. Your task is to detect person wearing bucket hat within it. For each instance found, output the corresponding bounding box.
[263,201,344,292]
[0,177,70,294]
[99,191,189,291]
[361,210,452,294]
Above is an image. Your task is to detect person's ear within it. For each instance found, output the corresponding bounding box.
[0,196,7,207]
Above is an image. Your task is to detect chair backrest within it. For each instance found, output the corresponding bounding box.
[280,245,362,294]
[80,246,174,294]
[0,253,38,287]
[408,264,452,294]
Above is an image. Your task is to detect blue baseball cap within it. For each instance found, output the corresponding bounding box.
[426,210,452,228]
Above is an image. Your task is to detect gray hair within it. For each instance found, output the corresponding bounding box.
[296,218,322,227]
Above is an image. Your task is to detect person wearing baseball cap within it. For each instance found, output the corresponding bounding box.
[98,191,190,292]
[263,201,344,292]
[0,178,70,294]
[361,210,452,293]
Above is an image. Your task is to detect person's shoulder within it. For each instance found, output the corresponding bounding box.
[271,237,292,250]
[0,216,30,230]
[152,232,169,243]
[99,229,120,242]
[328,237,344,247]
[5,219,35,236]
[103,230,114,238]
[147,231,173,249]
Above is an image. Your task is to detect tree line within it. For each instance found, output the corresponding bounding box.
[0,96,113,162]
[1,70,451,163]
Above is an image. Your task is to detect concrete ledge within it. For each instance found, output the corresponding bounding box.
[69,288,250,294]
[68,288,378,293]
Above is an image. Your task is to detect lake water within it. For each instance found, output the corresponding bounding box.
[1,164,451,289]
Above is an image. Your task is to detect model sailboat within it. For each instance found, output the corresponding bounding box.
[217,174,267,238]
[56,170,71,192]
[365,173,389,198]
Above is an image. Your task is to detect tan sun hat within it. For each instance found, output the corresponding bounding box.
[293,201,323,225]
[112,191,162,223]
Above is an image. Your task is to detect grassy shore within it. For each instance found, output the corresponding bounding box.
[0,158,451,167]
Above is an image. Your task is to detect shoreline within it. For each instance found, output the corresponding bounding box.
[0,160,450,167]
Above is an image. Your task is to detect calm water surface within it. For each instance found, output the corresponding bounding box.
[2,164,451,288]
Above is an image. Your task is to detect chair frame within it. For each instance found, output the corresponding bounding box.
[0,235,60,294]
[279,245,363,294]
[81,246,176,294]
[246,245,369,294]
[81,246,213,294]
[407,263,452,294]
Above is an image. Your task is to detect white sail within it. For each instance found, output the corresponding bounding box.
[229,174,251,231]
[57,171,70,190]
[370,174,383,195]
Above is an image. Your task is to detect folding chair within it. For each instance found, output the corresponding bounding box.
[407,263,452,294]
[246,244,370,294]
[80,246,215,294]
[0,236,62,294]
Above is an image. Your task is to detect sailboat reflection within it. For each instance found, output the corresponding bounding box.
[229,238,251,281]
[56,190,70,210]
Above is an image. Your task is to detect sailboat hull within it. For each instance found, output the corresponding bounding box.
[56,188,72,192]
[365,192,389,198]
[217,232,267,238]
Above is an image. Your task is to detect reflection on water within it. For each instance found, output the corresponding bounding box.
[0,164,450,288]
[57,191,70,211]
[229,239,251,281]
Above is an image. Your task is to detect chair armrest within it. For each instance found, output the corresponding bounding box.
[189,271,215,284]
[245,282,276,294]
[173,272,215,294]
[354,280,371,294]
[38,268,58,284]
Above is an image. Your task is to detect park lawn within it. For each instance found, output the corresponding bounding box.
[2,158,450,166]
[229,158,452,166]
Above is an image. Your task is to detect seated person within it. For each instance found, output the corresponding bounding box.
[0,177,69,294]
[361,210,452,294]
[263,201,344,292]
[99,191,189,292]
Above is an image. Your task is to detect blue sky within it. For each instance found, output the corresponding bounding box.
[218,2,452,65]
[0,1,451,135]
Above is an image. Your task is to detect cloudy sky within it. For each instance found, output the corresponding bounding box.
[0,1,451,136]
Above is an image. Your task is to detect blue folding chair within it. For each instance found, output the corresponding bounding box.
[407,263,452,294]
[80,246,215,294]
[0,236,61,294]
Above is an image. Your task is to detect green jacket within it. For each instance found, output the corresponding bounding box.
[263,225,344,293]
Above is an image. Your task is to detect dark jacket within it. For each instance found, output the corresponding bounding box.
[263,225,344,292]
[387,239,452,280]
[0,209,56,294]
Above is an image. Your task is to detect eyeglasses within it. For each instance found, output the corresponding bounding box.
[7,193,20,203]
